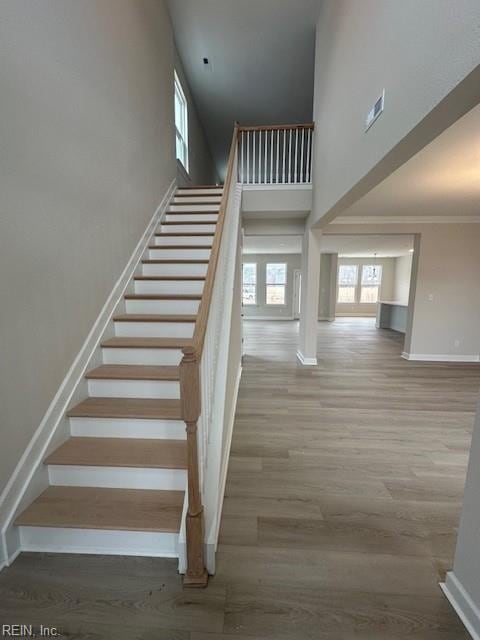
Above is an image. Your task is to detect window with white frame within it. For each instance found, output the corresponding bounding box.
[266,263,287,305]
[360,264,383,303]
[242,263,257,305]
[174,71,188,172]
[337,265,358,303]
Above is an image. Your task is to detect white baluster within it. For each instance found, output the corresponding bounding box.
[306,128,311,183]
[276,129,280,184]
[300,128,305,183]
[294,129,298,183]
[253,130,256,184]
[258,130,262,184]
[288,129,292,183]
[247,131,250,185]
[270,129,273,184]
[240,131,244,183]
[282,129,286,183]
[264,129,267,184]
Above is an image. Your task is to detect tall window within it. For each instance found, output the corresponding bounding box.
[242,263,257,305]
[174,71,188,172]
[266,263,287,305]
[360,265,383,303]
[337,265,358,303]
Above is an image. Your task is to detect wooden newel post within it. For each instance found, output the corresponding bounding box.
[180,346,208,587]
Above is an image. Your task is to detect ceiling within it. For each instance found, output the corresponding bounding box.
[243,234,415,257]
[339,103,480,220]
[167,0,319,177]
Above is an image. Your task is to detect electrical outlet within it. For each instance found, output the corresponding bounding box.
[428,293,434,301]
[454,339,461,348]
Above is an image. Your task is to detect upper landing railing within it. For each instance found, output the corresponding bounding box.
[238,123,314,185]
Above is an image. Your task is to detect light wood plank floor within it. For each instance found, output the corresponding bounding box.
[1,317,479,639]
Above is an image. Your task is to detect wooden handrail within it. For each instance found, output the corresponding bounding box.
[180,123,239,587]
[238,123,314,132]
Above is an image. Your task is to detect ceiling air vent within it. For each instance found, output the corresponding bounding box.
[366,89,385,131]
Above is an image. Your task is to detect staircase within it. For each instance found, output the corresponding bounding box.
[14,185,223,567]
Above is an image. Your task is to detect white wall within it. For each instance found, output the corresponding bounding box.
[335,257,395,317]
[242,253,301,320]
[0,0,216,497]
[311,0,480,225]
[393,254,413,304]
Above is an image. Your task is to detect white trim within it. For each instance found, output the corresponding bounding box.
[402,352,480,363]
[296,350,318,366]
[0,180,176,567]
[243,315,295,321]
[333,215,480,225]
[242,183,312,191]
[318,316,335,322]
[441,572,480,640]
[336,312,376,317]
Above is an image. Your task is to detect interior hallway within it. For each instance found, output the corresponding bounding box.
[0,318,479,638]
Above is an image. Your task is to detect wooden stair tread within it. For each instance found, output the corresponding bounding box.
[101,337,192,349]
[113,314,196,323]
[148,245,212,250]
[15,486,184,532]
[142,259,209,264]
[162,220,217,225]
[177,185,223,190]
[134,275,205,281]
[124,293,202,300]
[154,232,214,237]
[85,364,180,381]
[45,437,187,469]
[67,397,182,420]
[167,210,219,214]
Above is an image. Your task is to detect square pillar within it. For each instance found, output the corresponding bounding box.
[297,228,322,365]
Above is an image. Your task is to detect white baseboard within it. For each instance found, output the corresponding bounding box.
[318,316,335,322]
[243,316,295,321]
[0,180,176,569]
[402,352,480,363]
[441,572,480,639]
[296,350,318,366]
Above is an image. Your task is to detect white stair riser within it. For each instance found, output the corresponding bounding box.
[126,299,200,315]
[165,213,218,222]
[148,247,211,260]
[176,188,223,196]
[70,417,186,440]
[48,465,187,491]
[87,378,180,399]
[19,527,179,559]
[160,224,216,233]
[114,321,194,339]
[172,196,221,204]
[142,263,207,277]
[134,280,204,295]
[102,347,183,366]
[153,235,213,247]
[168,203,220,212]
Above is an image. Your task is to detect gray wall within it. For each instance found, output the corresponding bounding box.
[0,0,215,496]
[318,253,338,320]
[242,253,301,320]
[335,257,395,317]
[393,254,413,304]
[311,0,480,224]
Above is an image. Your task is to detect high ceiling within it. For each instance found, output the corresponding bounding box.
[167,0,319,177]
[338,103,480,220]
[243,234,415,257]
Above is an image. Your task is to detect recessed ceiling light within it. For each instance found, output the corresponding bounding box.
[409,249,414,253]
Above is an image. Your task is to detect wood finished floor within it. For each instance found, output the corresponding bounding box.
[1,317,479,639]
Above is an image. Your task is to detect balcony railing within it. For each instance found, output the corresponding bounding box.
[238,123,314,185]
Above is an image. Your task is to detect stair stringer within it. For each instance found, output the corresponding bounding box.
[0,180,177,570]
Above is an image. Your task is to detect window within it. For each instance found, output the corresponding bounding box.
[360,265,382,303]
[242,263,257,305]
[337,265,358,303]
[266,263,287,305]
[174,71,188,172]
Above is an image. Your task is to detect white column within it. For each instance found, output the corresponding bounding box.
[297,227,322,365]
